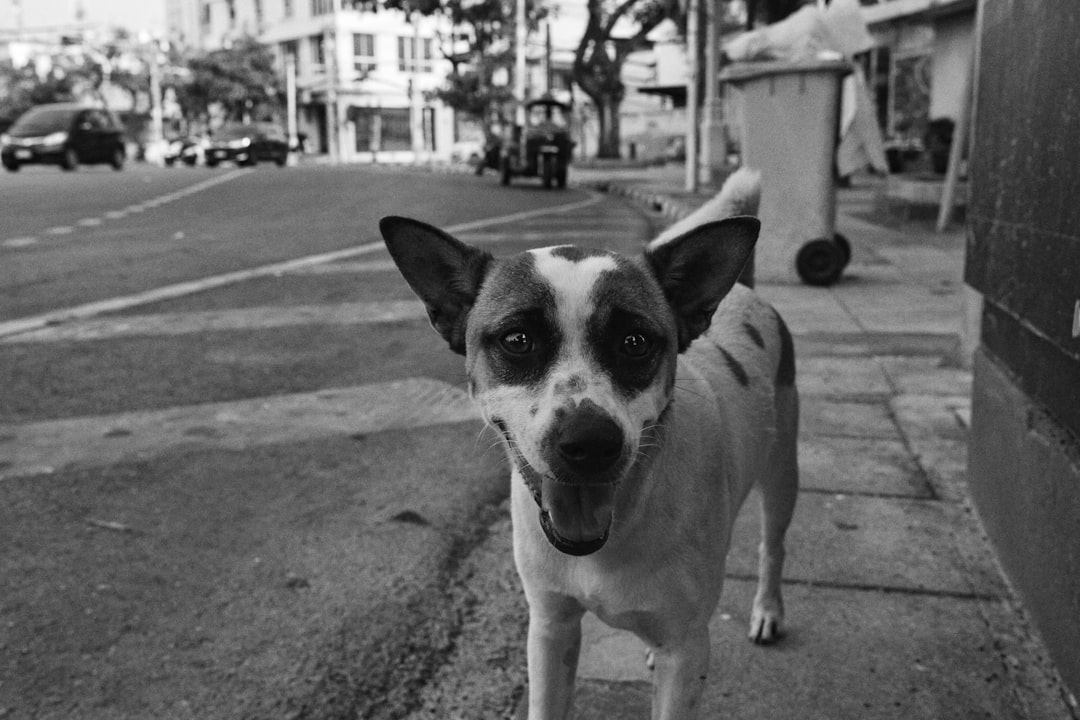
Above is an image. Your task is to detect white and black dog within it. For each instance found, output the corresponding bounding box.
[380,168,798,719]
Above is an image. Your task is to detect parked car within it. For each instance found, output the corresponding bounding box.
[164,135,205,167]
[1,103,126,172]
[205,123,289,167]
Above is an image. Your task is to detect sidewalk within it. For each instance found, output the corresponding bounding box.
[535,164,1076,718]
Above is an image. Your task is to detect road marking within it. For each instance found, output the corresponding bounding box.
[0,191,603,339]
[2,300,427,343]
[0,377,480,481]
[2,237,38,248]
[1,168,251,251]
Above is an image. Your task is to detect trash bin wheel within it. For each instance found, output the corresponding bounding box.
[796,238,845,286]
[834,232,852,267]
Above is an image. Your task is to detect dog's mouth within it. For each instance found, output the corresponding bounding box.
[537,475,616,556]
[494,417,619,556]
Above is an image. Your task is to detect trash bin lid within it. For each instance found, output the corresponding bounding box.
[719,58,851,84]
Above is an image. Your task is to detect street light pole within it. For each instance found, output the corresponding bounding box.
[700,0,723,186]
[515,0,528,165]
[285,52,299,164]
[684,0,700,192]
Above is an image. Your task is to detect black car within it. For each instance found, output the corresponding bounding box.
[1,103,126,172]
[205,123,289,167]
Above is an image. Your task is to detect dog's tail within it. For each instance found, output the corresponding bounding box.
[649,166,762,248]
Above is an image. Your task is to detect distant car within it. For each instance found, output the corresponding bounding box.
[164,136,204,167]
[1,103,126,172]
[205,123,289,167]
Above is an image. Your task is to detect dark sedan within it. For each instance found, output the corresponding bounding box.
[1,103,126,172]
[205,123,289,167]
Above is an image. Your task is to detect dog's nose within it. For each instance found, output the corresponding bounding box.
[555,409,623,474]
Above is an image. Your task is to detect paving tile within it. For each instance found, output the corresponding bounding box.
[796,356,893,398]
[575,580,1036,720]
[798,436,931,497]
[835,283,963,336]
[726,493,1005,598]
[800,398,900,440]
[880,357,973,396]
[756,285,863,335]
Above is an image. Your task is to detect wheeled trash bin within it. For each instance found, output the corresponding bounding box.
[720,59,852,285]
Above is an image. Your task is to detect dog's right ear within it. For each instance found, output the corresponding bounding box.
[380,216,493,355]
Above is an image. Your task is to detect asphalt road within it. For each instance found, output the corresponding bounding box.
[0,161,661,719]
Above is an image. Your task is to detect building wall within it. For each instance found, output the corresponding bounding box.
[964,0,1080,699]
[173,0,458,161]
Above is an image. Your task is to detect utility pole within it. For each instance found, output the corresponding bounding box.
[700,0,723,186]
[325,28,339,163]
[411,10,423,164]
[544,21,552,94]
[684,0,700,192]
[515,0,528,164]
[285,52,299,164]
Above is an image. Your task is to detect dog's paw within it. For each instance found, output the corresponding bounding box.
[748,605,784,645]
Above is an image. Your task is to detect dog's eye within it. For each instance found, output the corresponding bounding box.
[500,330,534,354]
[621,333,652,358]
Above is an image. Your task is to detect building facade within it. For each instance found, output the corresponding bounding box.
[169,0,459,161]
[964,0,1080,702]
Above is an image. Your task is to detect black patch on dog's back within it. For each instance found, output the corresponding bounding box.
[743,322,765,349]
[774,309,796,387]
[719,347,750,387]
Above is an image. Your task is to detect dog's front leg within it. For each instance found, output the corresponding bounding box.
[650,624,710,720]
[526,592,586,720]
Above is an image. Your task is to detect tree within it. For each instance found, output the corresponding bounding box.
[381,0,547,140]
[573,0,676,158]
[174,36,282,123]
[0,52,104,125]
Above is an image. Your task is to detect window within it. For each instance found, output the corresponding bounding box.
[311,0,334,15]
[310,34,325,67]
[283,0,293,17]
[226,0,236,27]
[353,33,376,75]
[397,36,433,73]
[200,1,211,28]
[254,0,263,25]
[380,107,411,151]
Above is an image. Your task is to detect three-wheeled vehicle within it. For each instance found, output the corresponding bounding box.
[499,96,574,189]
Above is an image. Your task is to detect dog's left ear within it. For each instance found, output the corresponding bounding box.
[645,216,760,352]
[380,216,493,355]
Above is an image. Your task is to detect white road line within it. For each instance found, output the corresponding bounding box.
[0,377,480,481]
[1,300,426,343]
[2,237,37,248]
[1,168,251,251]
[0,191,603,339]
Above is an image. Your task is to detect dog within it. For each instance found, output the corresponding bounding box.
[379,168,798,719]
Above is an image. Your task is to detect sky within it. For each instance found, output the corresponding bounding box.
[0,0,168,35]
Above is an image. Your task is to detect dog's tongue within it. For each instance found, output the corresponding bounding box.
[541,476,616,543]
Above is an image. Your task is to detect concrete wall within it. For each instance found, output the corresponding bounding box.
[964,0,1080,700]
